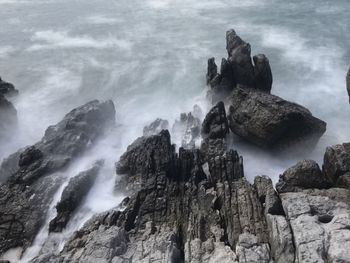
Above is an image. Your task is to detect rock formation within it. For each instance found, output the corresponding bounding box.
[226,87,326,148]
[49,162,102,233]
[27,102,350,262]
[207,29,273,104]
[0,100,115,255]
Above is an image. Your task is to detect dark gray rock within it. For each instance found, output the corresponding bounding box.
[323,143,350,184]
[49,162,102,233]
[276,160,331,193]
[207,30,274,104]
[201,101,229,140]
[143,118,169,137]
[206,57,218,85]
[227,87,326,148]
[253,54,273,93]
[0,100,115,255]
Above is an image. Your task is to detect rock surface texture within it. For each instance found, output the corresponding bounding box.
[1,31,347,263]
[27,101,350,263]
[0,100,115,255]
[49,162,102,233]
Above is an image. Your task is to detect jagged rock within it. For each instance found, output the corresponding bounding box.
[346,67,350,103]
[254,176,295,263]
[280,188,350,262]
[276,160,331,193]
[323,142,350,184]
[227,39,255,88]
[0,77,18,97]
[201,101,229,140]
[253,54,272,93]
[1,100,115,184]
[143,118,169,137]
[207,30,274,104]
[0,100,115,255]
[172,111,201,149]
[49,162,102,233]
[227,87,327,148]
[206,57,218,85]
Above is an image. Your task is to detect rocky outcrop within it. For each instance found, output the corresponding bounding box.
[207,30,326,149]
[323,142,350,186]
[27,126,350,263]
[276,160,331,193]
[143,118,169,137]
[207,29,273,104]
[346,67,350,103]
[49,162,102,233]
[227,88,326,148]
[0,100,115,255]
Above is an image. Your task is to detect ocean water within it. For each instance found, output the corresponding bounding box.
[0,0,349,260]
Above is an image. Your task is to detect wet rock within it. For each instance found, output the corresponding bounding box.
[49,162,102,233]
[227,87,327,148]
[201,101,229,140]
[143,118,169,137]
[253,54,272,93]
[207,30,274,104]
[323,142,350,184]
[0,100,115,254]
[346,67,350,103]
[276,160,331,193]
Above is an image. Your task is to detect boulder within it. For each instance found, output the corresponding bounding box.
[227,88,326,148]
[49,162,102,233]
[276,160,331,193]
[323,142,350,184]
[0,100,115,254]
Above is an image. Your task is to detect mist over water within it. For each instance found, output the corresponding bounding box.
[0,0,349,260]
